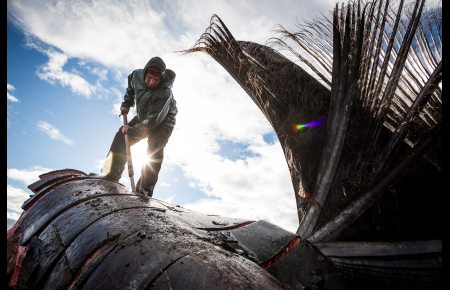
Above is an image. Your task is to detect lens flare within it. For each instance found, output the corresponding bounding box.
[292,118,326,133]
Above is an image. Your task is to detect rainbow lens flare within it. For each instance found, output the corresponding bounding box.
[292,118,326,133]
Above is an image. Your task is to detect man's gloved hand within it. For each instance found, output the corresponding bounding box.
[120,106,130,116]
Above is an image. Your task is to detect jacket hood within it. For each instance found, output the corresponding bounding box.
[161,69,176,89]
[142,57,175,89]
[143,57,166,76]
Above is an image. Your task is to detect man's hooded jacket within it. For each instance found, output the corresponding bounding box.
[121,59,178,132]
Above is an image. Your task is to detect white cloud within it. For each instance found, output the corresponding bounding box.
[7,83,19,102]
[178,141,298,232]
[7,185,34,230]
[7,185,30,212]
[7,83,20,128]
[8,0,172,72]
[6,92,19,128]
[87,66,108,81]
[7,166,54,229]
[8,211,22,230]
[7,166,53,186]
[161,195,175,204]
[7,92,19,102]
[7,0,342,231]
[37,50,88,95]
[7,0,335,71]
[37,120,75,145]
[110,87,133,116]
[35,47,105,99]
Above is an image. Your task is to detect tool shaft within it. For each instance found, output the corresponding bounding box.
[123,114,136,192]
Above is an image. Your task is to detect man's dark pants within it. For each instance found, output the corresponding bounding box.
[108,116,173,194]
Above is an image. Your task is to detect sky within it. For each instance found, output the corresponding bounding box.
[6,0,341,233]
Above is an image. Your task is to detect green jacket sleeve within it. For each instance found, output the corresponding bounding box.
[121,71,136,108]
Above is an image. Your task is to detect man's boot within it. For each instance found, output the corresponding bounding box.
[102,152,127,182]
[136,178,154,197]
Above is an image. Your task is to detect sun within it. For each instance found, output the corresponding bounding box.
[128,139,149,180]
[110,139,159,187]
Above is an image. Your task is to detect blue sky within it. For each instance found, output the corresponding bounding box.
[7,0,343,232]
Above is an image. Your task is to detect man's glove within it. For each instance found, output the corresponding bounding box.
[120,106,130,116]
